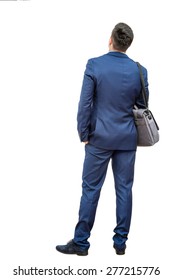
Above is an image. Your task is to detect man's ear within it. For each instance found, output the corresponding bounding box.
[108,37,112,46]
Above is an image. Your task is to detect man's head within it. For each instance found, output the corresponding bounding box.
[109,23,134,52]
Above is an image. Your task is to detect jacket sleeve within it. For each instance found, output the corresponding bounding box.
[135,66,149,108]
[77,59,95,142]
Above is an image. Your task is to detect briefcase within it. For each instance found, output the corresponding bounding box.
[133,106,159,146]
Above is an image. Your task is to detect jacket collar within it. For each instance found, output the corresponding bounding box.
[107,51,128,58]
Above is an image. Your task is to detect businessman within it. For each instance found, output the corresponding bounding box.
[56,22,149,256]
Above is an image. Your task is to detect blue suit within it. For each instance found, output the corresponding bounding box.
[74,52,149,250]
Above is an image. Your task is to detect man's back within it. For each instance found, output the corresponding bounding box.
[77,51,148,150]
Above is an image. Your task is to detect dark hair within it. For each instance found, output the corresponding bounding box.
[111,22,134,51]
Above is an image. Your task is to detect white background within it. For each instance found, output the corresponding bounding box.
[0,0,172,279]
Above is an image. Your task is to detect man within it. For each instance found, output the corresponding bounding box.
[56,22,149,256]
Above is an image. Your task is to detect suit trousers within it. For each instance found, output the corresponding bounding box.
[73,143,136,250]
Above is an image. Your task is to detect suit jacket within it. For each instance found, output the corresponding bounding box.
[77,51,149,150]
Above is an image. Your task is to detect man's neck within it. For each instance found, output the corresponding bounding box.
[109,46,125,54]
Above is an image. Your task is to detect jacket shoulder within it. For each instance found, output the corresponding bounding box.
[87,54,108,63]
[130,58,148,73]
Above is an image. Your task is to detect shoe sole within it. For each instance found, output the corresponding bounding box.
[115,250,125,255]
[77,251,88,256]
[56,247,88,256]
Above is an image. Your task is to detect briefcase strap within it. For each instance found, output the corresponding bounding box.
[136,62,148,109]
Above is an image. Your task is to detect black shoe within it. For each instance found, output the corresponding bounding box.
[56,240,88,256]
[114,245,126,255]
